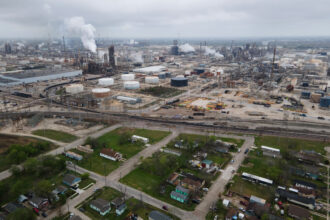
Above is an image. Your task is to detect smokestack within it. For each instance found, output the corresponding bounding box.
[108,45,116,70]
[62,36,66,52]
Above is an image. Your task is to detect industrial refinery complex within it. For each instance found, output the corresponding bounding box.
[0,37,329,220]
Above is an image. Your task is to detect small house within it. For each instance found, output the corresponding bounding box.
[52,185,68,195]
[18,195,28,203]
[132,135,149,144]
[111,197,125,208]
[65,151,83,161]
[250,195,266,206]
[166,172,179,185]
[100,148,122,161]
[261,145,281,158]
[3,202,23,214]
[170,186,190,203]
[149,210,172,220]
[29,197,49,210]
[201,159,213,169]
[62,174,81,187]
[180,174,205,191]
[90,198,111,216]
[115,203,127,216]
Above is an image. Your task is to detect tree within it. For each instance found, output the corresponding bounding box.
[9,180,26,198]
[10,165,22,176]
[7,208,36,220]
[23,158,39,175]
[35,180,53,198]
[81,172,90,180]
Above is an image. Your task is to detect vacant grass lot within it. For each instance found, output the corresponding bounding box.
[0,134,57,172]
[32,129,78,143]
[255,135,328,155]
[63,128,170,175]
[140,86,184,98]
[81,187,179,220]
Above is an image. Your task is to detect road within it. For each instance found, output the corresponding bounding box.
[47,123,253,220]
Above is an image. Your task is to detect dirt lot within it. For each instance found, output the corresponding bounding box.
[0,134,42,153]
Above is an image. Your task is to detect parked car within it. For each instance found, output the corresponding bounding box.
[244,149,249,154]
[79,207,85,212]
[162,205,168,211]
[317,116,325,120]
[300,113,307,117]
[41,212,47,218]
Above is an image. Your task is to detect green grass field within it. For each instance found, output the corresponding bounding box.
[32,129,78,143]
[81,187,179,220]
[255,135,328,155]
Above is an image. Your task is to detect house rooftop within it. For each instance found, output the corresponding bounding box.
[149,210,172,220]
[100,148,118,157]
[90,198,110,213]
[294,179,317,189]
[111,197,125,207]
[63,174,80,185]
[176,185,190,194]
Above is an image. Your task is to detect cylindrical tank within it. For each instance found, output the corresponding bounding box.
[124,81,140,90]
[145,76,159,84]
[171,77,188,87]
[65,84,84,94]
[121,73,135,81]
[92,88,111,98]
[320,96,330,108]
[98,78,114,86]
[301,91,311,99]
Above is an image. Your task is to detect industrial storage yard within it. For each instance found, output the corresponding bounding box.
[0,37,329,220]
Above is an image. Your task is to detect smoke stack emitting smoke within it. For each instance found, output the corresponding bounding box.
[179,43,195,53]
[65,16,97,53]
[204,46,224,58]
[130,52,144,63]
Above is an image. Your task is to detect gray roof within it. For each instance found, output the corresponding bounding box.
[176,185,190,194]
[4,202,23,213]
[63,174,80,185]
[90,198,110,213]
[30,197,47,206]
[149,210,172,220]
[111,197,125,207]
[171,191,187,200]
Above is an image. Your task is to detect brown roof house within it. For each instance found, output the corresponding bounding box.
[180,173,205,191]
[100,148,122,161]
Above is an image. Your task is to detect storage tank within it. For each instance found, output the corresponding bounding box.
[320,96,330,108]
[98,78,114,86]
[65,84,84,94]
[145,76,159,84]
[92,88,111,98]
[301,91,311,99]
[171,77,188,87]
[121,73,135,81]
[124,81,140,90]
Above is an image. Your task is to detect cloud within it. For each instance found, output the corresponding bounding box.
[0,0,330,38]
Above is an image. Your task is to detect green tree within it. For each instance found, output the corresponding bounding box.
[35,179,53,199]
[10,165,22,176]
[23,158,39,175]
[7,208,36,220]
[81,172,90,180]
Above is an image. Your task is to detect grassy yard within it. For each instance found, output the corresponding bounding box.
[0,134,57,172]
[81,187,179,220]
[230,176,275,201]
[255,135,329,155]
[139,86,184,98]
[32,129,78,143]
[62,128,170,175]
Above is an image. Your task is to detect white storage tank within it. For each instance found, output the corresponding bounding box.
[65,84,84,94]
[124,81,140,90]
[98,78,114,86]
[145,76,159,84]
[92,88,111,98]
[121,73,135,81]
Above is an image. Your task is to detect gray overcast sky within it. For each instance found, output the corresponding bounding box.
[1,0,330,38]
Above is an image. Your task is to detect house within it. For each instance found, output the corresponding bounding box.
[111,196,125,208]
[63,174,81,187]
[52,185,68,195]
[246,202,270,218]
[174,140,185,149]
[132,135,149,144]
[100,148,122,161]
[149,210,172,220]
[170,186,190,203]
[242,172,273,185]
[250,195,266,205]
[115,203,127,216]
[166,172,179,185]
[18,194,28,203]
[29,196,49,209]
[215,139,236,148]
[76,145,94,154]
[222,199,230,207]
[294,179,316,190]
[201,159,213,168]
[215,146,229,153]
[90,198,111,216]
[162,148,182,156]
[65,151,83,161]
[275,188,315,210]
[295,150,322,165]
[288,204,310,219]
[180,174,205,191]
[3,202,23,214]
[294,186,316,199]
[261,145,281,158]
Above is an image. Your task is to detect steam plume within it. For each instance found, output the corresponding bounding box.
[130,52,144,63]
[179,43,195,53]
[65,16,97,53]
[204,46,224,58]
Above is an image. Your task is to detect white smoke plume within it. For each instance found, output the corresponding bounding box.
[179,43,195,53]
[204,46,224,59]
[16,42,25,50]
[65,16,97,53]
[130,52,143,63]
